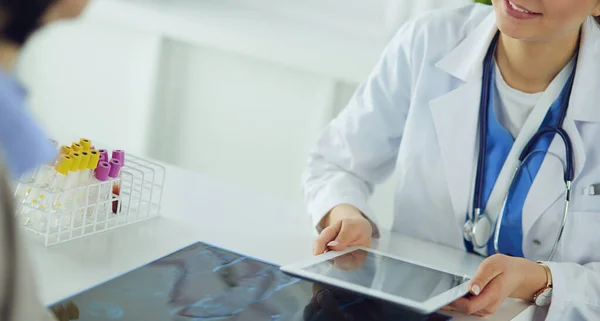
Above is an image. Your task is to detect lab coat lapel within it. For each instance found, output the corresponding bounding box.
[429,12,498,220]
[522,17,600,235]
[429,82,480,219]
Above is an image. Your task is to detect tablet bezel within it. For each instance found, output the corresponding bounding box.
[280,246,471,314]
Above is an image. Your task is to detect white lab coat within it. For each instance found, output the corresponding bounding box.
[303,4,600,320]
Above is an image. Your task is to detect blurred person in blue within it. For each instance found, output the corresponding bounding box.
[0,0,88,178]
[0,0,89,320]
[304,0,600,319]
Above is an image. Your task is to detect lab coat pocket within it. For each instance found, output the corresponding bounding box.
[574,188,600,212]
[561,210,600,263]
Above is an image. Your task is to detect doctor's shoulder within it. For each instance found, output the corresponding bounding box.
[387,3,493,71]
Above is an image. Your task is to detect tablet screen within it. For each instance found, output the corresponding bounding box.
[300,249,469,303]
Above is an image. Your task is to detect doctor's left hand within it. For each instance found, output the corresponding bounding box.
[445,254,547,317]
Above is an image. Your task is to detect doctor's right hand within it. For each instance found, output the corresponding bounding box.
[313,204,373,255]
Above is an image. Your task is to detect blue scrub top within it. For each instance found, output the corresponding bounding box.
[0,68,56,179]
[477,61,571,257]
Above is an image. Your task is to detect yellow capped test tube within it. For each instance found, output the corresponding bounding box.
[53,152,81,213]
[49,155,72,195]
[68,151,82,182]
[78,151,91,186]
[55,155,72,176]
[69,152,82,171]
[36,155,73,210]
[60,145,72,156]
[78,151,90,171]
[30,155,73,228]
[88,150,100,170]
[68,151,82,185]
[71,142,82,152]
[80,138,92,151]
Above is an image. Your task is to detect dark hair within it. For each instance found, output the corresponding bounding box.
[596,16,600,25]
[0,0,58,45]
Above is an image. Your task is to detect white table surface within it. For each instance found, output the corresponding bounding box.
[28,164,536,320]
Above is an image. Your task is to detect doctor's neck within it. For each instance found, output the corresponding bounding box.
[495,29,580,94]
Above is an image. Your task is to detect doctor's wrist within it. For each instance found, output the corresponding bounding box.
[511,259,548,302]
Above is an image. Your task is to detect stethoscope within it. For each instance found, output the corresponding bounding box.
[462,33,578,261]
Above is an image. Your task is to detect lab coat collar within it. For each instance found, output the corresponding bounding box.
[570,16,600,123]
[436,12,600,123]
[434,11,498,83]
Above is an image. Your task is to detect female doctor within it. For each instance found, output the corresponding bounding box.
[303,0,600,319]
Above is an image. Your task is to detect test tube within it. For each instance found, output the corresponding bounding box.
[25,163,54,206]
[60,152,81,211]
[109,159,122,215]
[49,140,59,164]
[89,162,111,224]
[43,155,73,213]
[50,153,81,230]
[86,150,101,184]
[32,155,73,232]
[14,175,34,203]
[112,150,125,165]
[15,162,42,201]
[73,151,91,223]
[109,159,121,175]
[59,145,72,156]
[98,149,108,161]
[24,156,72,229]
[68,152,82,187]
[52,156,72,190]
[78,151,91,186]
[79,138,92,151]
[71,142,82,152]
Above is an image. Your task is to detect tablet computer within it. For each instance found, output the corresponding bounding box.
[280,246,471,314]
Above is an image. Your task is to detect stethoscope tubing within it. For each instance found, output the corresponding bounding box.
[466,31,580,260]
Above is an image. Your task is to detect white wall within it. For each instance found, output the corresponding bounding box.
[17,18,162,156]
[152,40,338,205]
[222,0,392,38]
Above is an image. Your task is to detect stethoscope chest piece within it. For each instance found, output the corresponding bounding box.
[463,215,492,249]
[473,216,492,248]
[463,221,474,242]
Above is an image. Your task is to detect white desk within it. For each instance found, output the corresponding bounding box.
[28,164,536,320]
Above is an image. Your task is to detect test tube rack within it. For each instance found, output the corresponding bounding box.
[13,153,165,246]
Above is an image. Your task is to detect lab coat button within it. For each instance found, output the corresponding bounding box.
[533,239,542,246]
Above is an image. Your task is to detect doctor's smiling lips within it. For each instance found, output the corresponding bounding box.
[502,0,543,20]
